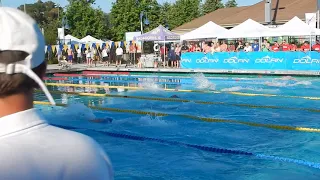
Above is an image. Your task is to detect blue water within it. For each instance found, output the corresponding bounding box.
[36,74,320,179]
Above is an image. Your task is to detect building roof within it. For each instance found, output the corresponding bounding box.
[173,0,317,34]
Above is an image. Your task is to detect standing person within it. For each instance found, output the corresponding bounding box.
[116,46,123,67]
[252,40,259,52]
[280,40,290,51]
[271,41,280,52]
[77,47,82,64]
[312,40,320,52]
[168,46,176,68]
[236,41,244,52]
[0,7,113,179]
[290,41,297,51]
[102,46,109,66]
[301,41,311,52]
[85,48,92,67]
[175,44,182,68]
[57,46,62,65]
[67,48,73,65]
[244,42,253,52]
[220,40,228,52]
[160,45,168,67]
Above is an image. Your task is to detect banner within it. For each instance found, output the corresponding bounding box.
[181,52,320,71]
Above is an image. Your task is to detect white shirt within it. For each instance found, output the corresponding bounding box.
[86,50,91,58]
[244,46,253,52]
[77,49,82,57]
[0,109,113,180]
[116,48,123,56]
[102,49,108,57]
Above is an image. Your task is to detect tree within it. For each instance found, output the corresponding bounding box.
[225,0,237,8]
[109,0,161,41]
[202,0,224,15]
[65,0,109,40]
[18,1,60,45]
[168,0,201,29]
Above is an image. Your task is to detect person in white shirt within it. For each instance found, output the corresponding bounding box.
[102,46,109,66]
[0,7,113,179]
[244,42,253,52]
[85,48,92,67]
[115,46,123,67]
[77,47,82,64]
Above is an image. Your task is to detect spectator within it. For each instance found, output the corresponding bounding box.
[195,43,201,52]
[236,41,244,52]
[77,47,82,64]
[168,46,176,68]
[280,40,290,51]
[271,41,280,52]
[312,40,320,52]
[262,39,270,50]
[160,45,167,63]
[301,41,311,52]
[116,46,123,67]
[252,40,259,51]
[244,42,253,52]
[102,46,109,66]
[261,44,269,52]
[228,42,236,52]
[220,40,228,52]
[290,41,297,51]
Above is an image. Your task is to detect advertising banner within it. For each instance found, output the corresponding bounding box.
[181,52,320,71]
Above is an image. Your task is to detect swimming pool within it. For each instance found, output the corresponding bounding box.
[36,73,320,179]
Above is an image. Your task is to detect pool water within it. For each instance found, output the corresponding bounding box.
[36,74,320,179]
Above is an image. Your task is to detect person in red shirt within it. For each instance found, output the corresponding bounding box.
[280,40,290,51]
[271,41,280,52]
[300,41,311,52]
[160,45,168,64]
[289,41,297,51]
[312,40,320,52]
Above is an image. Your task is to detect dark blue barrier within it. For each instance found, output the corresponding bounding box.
[181,52,320,71]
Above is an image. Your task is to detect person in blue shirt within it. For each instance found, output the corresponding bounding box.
[252,40,260,51]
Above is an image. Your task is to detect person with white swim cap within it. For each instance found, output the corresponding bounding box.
[0,7,113,179]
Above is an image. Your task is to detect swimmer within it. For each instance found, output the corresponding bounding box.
[170,95,180,98]
[89,117,113,124]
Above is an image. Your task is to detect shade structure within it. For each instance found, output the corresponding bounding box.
[134,25,180,41]
[181,21,228,40]
[265,16,320,36]
[80,35,104,43]
[218,19,271,39]
[64,34,81,44]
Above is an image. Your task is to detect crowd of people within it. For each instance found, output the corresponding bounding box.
[186,39,320,53]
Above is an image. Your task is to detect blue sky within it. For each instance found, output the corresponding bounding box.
[2,0,261,12]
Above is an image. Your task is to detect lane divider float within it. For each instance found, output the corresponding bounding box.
[36,90,320,113]
[54,124,320,170]
[34,101,320,133]
[44,83,320,100]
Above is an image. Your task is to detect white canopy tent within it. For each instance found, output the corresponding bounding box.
[181,21,228,40]
[80,35,104,43]
[265,16,320,36]
[218,19,272,39]
[64,34,81,44]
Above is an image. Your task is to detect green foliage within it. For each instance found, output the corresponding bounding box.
[65,0,109,40]
[168,0,201,28]
[110,0,161,41]
[18,1,60,45]
[225,0,238,8]
[202,0,224,15]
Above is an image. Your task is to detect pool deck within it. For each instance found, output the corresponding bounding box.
[47,64,320,76]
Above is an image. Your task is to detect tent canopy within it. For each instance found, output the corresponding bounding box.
[181,21,228,40]
[65,34,81,43]
[266,16,320,36]
[80,35,104,43]
[218,19,271,39]
[134,25,180,41]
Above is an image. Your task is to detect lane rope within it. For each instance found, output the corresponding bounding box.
[34,101,320,133]
[36,90,320,113]
[53,124,320,170]
[45,83,320,100]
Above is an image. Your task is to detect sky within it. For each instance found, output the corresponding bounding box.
[2,0,261,12]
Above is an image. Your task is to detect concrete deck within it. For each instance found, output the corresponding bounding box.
[47,64,320,76]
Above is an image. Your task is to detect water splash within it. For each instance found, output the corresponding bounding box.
[138,114,170,127]
[220,86,279,93]
[192,73,216,90]
[265,80,312,87]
